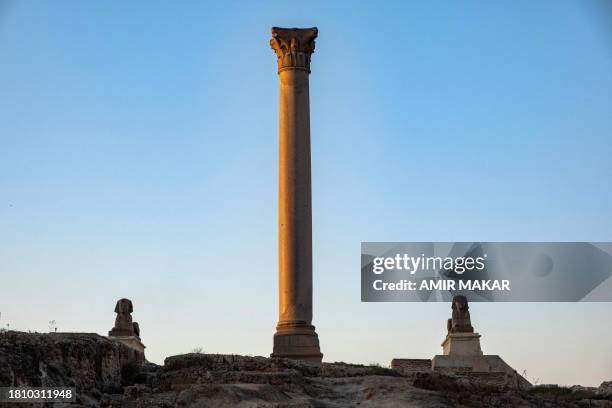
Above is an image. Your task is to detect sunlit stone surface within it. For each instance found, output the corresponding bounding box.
[269,27,322,363]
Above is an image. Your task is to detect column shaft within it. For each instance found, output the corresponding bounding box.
[278,69,312,325]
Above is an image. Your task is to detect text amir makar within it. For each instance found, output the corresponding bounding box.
[370,253,511,292]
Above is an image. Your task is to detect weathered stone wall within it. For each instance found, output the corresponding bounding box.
[391,359,432,374]
[431,355,531,389]
[392,356,531,389]
[463,372,524,389]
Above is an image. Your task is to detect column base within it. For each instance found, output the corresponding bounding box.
[271,321,323,363]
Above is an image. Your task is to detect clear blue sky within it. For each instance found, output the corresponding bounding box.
[1,0,611,386]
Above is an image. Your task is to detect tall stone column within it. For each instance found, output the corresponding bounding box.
[269,26,322,363]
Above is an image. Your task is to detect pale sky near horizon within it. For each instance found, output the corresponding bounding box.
[1,0,611,386]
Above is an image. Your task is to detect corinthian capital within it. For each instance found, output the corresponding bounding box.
[270,27,318,73]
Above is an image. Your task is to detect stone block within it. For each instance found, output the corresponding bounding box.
[391,359,432,375]
[442,332,483,356]
[271,327,322,363]
[109,335,146,355]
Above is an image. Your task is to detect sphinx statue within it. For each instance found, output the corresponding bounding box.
[109,298,140,338]
[446,295,474,334]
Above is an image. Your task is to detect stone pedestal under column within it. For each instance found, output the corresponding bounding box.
[272,322,322,363]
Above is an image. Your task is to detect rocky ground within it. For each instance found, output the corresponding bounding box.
[0,331,610,407]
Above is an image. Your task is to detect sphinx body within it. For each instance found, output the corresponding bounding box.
[446,295,474,334]
[109,298,140,338]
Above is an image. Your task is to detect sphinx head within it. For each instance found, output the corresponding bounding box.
[452,295,469,312]
[114,298,133,315]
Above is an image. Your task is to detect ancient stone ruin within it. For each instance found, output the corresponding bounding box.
[1,27,611,407]
[108,298,145,354]
[440,295,483,356]
[392,296,531,388]
[269,27,323,363]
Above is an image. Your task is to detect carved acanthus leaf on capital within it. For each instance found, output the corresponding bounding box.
[270,27,318,73]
